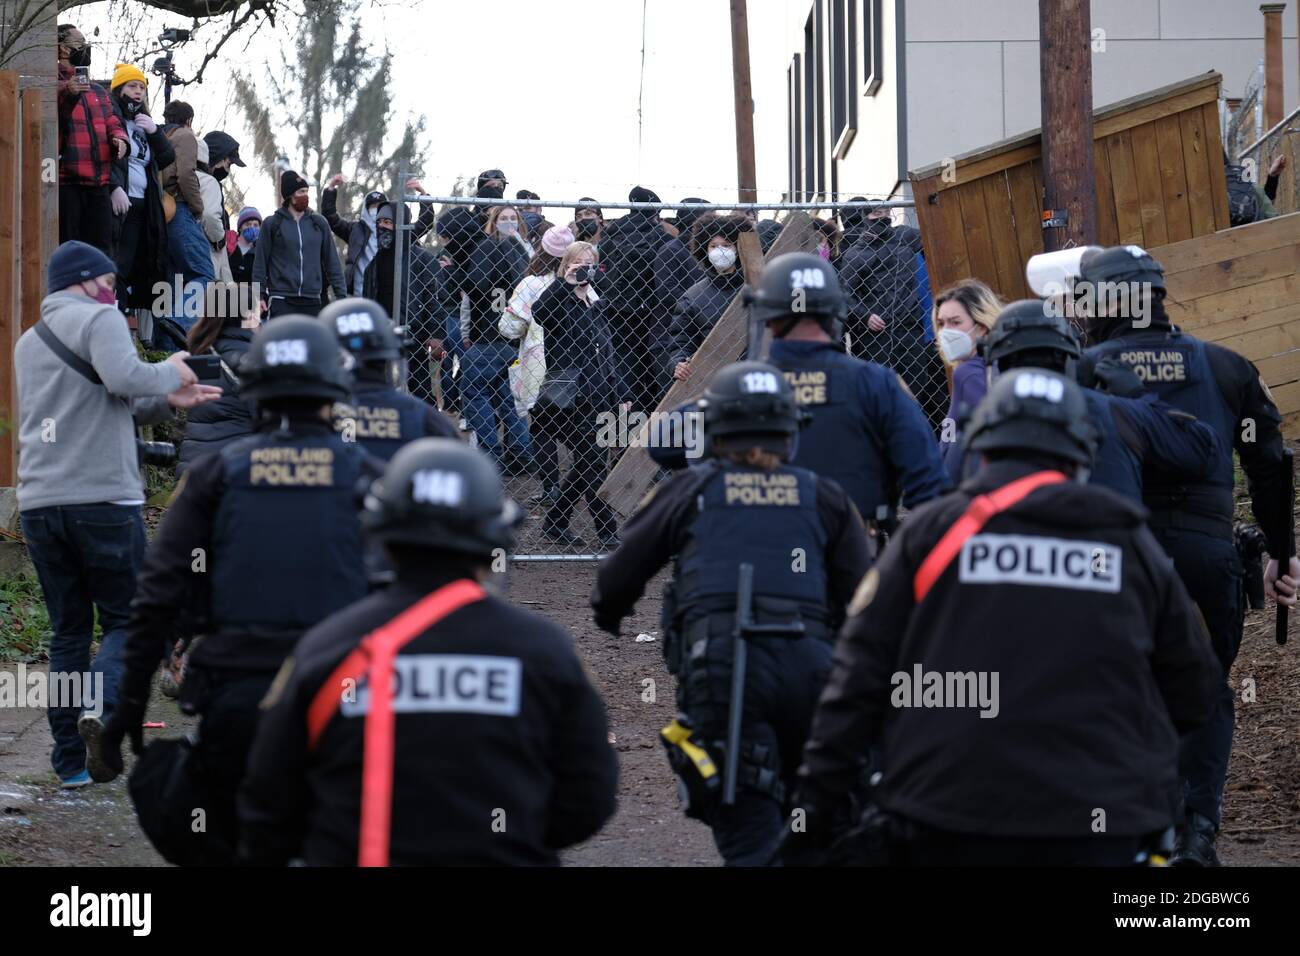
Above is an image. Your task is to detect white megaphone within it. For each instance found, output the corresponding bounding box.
[1025,246,1102,297]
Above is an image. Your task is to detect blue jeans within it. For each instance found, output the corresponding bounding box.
[20,504,146,779]
[164,203,215,334]
[460,340,532,461]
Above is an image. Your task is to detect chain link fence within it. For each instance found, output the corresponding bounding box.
[389,190,942,558]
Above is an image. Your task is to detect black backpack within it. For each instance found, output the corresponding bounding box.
[1225,164,1260,226]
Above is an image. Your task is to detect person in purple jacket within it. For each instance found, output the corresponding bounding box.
[933,279,1003,480]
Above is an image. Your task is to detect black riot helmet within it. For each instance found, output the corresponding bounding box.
[983,299,1082,376]
[239,315,353,405]
[745,251,848,338]
[1077,244,1168,343]
[700,361,804,456]
[362,438,524,560]
[964,367,1099,469]
[319,297,401,362]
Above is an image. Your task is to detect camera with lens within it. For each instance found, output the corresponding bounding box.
[572,265,599,286]
[160,28,191,44]
[1235,522,1268,610]
[137,440,178,469]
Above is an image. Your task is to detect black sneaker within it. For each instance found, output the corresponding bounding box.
[78,714,116,784]
[529,484,562,504]
[1169,812,1221,867]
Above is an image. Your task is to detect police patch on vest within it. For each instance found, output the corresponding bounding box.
[959,533,1121,593]
[249,446,335,486]
[1116,349,1187,384]
[723,471,801,505]
[782,369,829,405]
[340,654,522,717]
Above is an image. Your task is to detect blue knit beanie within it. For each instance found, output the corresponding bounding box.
[48,240,116,291]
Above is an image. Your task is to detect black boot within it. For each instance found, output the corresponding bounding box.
[1170,812,1220,867]
[542,523,584,547]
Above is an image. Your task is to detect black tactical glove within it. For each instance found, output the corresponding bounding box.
[99,698,147,779]
[1092,357,1145,399]
[778,791,840,867]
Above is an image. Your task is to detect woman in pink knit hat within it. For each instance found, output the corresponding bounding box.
[500,224,573,501]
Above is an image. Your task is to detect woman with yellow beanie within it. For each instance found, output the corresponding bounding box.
[108,63,175,317]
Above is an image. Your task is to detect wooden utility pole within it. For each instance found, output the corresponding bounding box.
[1263,4,1286,129]
[730,0,758,204]
[1038,0,1097,251]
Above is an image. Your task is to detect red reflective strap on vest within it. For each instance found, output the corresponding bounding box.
[303,579,487,867]
[911,471,1068,603]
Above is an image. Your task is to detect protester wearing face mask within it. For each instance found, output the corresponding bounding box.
[572,198,604,247]
[194,137,233,283]
[252,171,346,318]
[932,279,1002,480]
[201,130,246,257]
[14,241,221,788]
[516,189,554,251]
[323,174,434,297]
[57,24,131,255]
[487,204,534,274]
[668,214,752,383]
[530,241,625,549]
[362,203,443,400]
[229,207,261,286]
[107,64,173,314]
[474,168,509,224]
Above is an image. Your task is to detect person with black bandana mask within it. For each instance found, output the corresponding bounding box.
[107,63,174,313]
[474,168,508,225]
[572,197,604,247]
[324,174,435,296]
[362,203,442,401]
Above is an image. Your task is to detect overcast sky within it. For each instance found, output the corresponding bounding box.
[73,0,855,217]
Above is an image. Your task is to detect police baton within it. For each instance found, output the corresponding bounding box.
[1278,447,1294,646]
[723,563,805,806]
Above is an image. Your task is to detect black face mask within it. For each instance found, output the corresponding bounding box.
[865,217,892,240]
[477,185,504,200]
[378,228,395,251]
[123,98,143,117]
[212,166,229,182]
[69,46,92,68]
[575,219,599,241]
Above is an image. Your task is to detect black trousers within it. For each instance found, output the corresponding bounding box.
[1153,526,1242,828]
[59,183,114,256]
[184,667,276,864]
[539,404,616,537]
[267,295,324,319]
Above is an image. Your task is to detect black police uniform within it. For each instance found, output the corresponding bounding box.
[1082,304,1290,838]
[238,566,616,865]
[592,457,871,866]
[103,317,377,865]
[794,369,1219,866]
[239,437,617,865]
[797,459,1219,864]
[770,339,951,525]
[332,374,457,460]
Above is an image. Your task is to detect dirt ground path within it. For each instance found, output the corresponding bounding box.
[2,560,1296,867]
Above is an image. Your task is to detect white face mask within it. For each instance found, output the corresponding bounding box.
[938,327,975,363]
[708,245,737,271]
[498,220,519,237]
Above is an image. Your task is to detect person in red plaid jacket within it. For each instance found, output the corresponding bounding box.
[57,24,129,255]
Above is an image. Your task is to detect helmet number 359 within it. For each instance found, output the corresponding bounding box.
[264,339,309,366]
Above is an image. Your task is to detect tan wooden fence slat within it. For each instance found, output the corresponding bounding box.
[1093,139,1121,247]
[1180,107,1217,237]
[1155,114,1193,244]
[0,71,20,487]
[1131,123,1169,247]
[1108,131,1145,244]
[599,213,820,517]
[1162,241,1300,302]
[956,180,998,288]
[20,88,42,332]
[982,173,1027,300]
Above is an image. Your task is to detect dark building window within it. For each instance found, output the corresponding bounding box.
[862,0,882,96]
[804,14,816,201]
[789,56,804,201]
[832,0,858,160]
[813,2,826,199]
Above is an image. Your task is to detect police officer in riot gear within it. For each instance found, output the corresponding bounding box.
[592,361,871,866]
[788,368,1220,866]
[1078,245,1298,866]
[239,439,618,865]
[96,316,378,865]
[319,297,457,460]
[960,298,1221,499]
[750,251,950,532]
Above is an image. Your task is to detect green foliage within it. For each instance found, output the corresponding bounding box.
[0,572,52,662]
[232,0,428,210]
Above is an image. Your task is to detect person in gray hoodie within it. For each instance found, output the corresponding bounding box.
[252,170,346,318]
[14,241,221,788]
